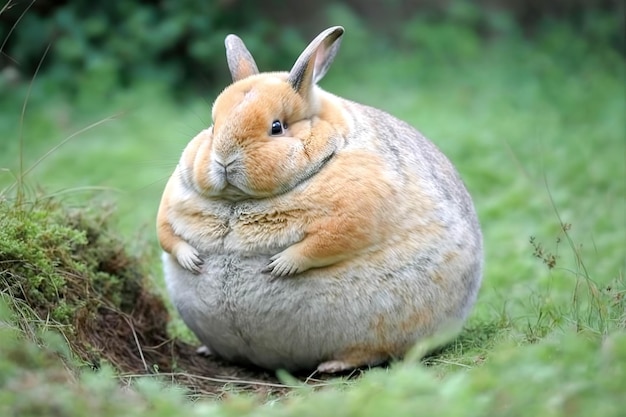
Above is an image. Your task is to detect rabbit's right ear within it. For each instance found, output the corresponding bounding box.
[288,26,344,101]
[225,34,259,82]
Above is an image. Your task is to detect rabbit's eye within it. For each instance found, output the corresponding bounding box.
[270,120,286,136]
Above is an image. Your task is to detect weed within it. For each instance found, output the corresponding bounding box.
[527,232,624,343]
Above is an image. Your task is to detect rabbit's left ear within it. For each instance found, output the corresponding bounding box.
[288,26,344,99]
[225,34,259,82]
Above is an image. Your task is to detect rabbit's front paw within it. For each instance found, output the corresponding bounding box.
[264,248,311,277]
[175,242,203,274]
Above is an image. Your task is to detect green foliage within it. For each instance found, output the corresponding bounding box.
[1,200,86,320]
[266,332,626,417]
[1,0,306,95]
[0,197,146,325]
[0,299,199,417]
[1,1,621,96]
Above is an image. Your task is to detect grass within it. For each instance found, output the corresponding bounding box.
[1,12,625,417]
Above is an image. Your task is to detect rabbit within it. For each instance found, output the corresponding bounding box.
[157,26,483,373]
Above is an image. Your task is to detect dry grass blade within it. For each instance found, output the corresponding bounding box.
[14,40,51,201]
[121,372,303,389]
[0,0,36,61]
[8,113,123,198]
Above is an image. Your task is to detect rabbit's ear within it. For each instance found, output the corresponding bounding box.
[225,34,259,82]
[288,26,344,99]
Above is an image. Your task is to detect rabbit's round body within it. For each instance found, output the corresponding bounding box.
[158,27,483,373]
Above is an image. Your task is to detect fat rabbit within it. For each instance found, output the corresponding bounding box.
[157,26,483,373]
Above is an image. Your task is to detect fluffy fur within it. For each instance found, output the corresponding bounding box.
[157,26,483,373]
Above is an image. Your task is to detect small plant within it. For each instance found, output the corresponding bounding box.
[529,218,624,339]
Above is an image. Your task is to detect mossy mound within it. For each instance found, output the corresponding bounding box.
[0,196,284,398]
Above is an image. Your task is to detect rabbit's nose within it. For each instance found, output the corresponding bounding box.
[212,157,241,185]
[214,160,234,174]
[213,151,238,169]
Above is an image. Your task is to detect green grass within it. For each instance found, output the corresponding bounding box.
[1,16,625,417]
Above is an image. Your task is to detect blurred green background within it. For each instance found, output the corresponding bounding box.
[1,0,623,92]
[1,0,624,340]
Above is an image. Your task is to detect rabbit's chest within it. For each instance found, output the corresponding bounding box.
[183,203,308,255]
[228,207,307,251]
